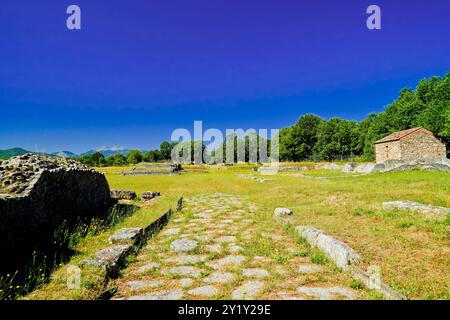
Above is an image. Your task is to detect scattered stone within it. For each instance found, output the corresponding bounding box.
[315,163,343,170]
[206,256,246,270]
[142,191,160,200]
[171,239,199,253]
[203,272,235,284]
[162,266,203,278]
[188,285,218,297]
[382,200,449,221]
[342,163,375,174]
[110,189,137,200]
[126,280,162,290]
[232,281,265,300]
[178,278,195,288]
[273,208,293,218]
[128,289,183,300]
[243,268,270,278]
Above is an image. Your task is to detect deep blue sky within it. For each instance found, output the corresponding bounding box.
[1,0,449,153]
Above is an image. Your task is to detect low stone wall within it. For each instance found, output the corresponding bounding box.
[0,154,115,271]
[373,158,450,173]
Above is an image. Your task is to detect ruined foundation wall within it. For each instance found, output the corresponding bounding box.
[0,155,114,270]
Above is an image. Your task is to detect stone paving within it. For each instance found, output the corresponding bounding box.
[113,193,366,300]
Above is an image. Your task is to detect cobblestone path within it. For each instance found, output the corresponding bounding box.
[113,193,366,300]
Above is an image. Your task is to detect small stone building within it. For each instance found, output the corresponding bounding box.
[374,127,446,163]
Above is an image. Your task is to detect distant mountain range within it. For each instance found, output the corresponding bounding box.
[0,147,145,159]
[0,148,31,159]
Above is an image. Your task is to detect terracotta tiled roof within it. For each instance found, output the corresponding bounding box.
[375,127,431,144]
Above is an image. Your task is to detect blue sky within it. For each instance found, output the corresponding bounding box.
[0,0,449,153]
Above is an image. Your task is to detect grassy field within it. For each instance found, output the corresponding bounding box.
[26,164,449,300]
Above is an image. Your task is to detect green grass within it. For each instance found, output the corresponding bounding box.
[310,249,328,265]
[24,165,450,300]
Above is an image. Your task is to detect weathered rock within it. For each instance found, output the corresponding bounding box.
[0,154,114,272]
[126,280,162,289]
[178,278,195,288]
[273,208,294,218]
[109,227,143,245]
[242,268,270,278]
[170,239,199,253]
[298,265,323,274]
[296,226,362,271]
[315,163,343,170]
[110,189,137,200]
[203,272,235,284]
[206,255,246,270]
[373,158,450,173]
[231,281,264,300]
[382,200,449,221]
[84,245,133,276]
[162,266,203,278]
[142,191,161,201]
[188,285,218,297]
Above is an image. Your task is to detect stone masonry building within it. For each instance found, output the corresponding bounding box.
[374,127,447,163]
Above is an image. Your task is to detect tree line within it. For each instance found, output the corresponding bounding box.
[78,73,449,165]
[76,141,178,167]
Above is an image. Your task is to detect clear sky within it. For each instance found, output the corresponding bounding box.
[1,0,449,154]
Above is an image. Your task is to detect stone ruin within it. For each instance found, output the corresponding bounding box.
[111,189,137,200]
[342,158,450,174]
[122,163,182,176]
[0,154,115,271]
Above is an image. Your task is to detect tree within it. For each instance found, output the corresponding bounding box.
[159,141,172,160]
[127,150,143,164]
[279,114,323,161]
[143,150,161,163]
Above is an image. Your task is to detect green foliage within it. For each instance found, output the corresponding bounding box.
[126,150,143,165]
[279,73,450,161]
[106,154,127,166]
[143,150,161,163]
[310,249,328,265]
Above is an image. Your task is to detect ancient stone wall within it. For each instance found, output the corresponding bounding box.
[375,140,401,163]
[400,131,446,161]
[0,154,115,271]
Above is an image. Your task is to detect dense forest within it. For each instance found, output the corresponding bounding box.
[78,73,449,165]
